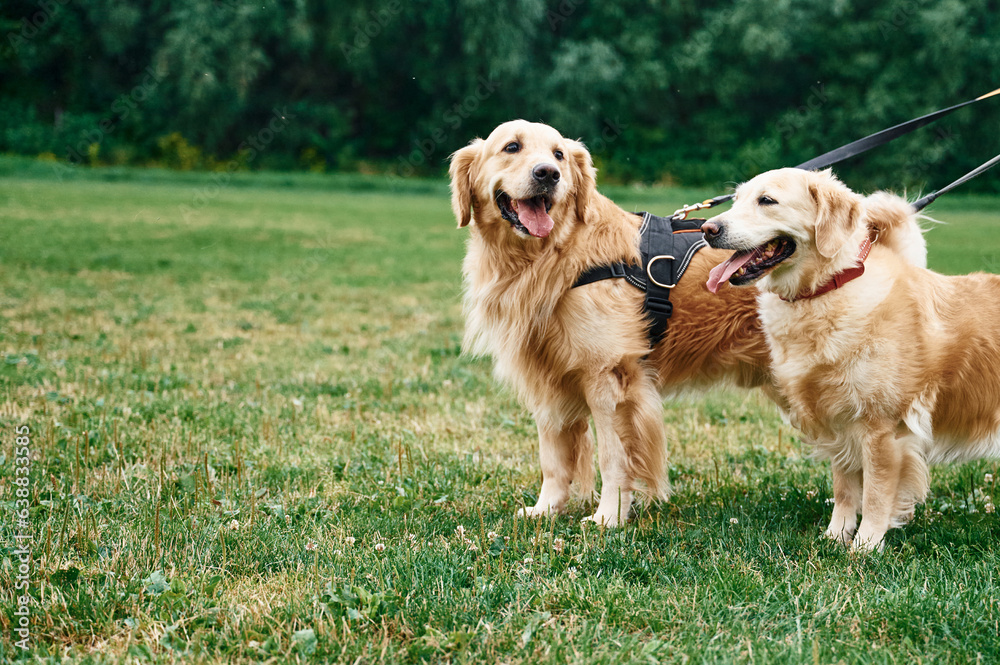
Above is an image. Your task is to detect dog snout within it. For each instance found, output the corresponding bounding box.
[701,220,722,239]
[532,163,561,187]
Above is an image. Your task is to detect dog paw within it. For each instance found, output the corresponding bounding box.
[890,509,915,528]
[850,530,886,553]
[582,511,624,528]
[824,526,855,546]
[517,505,556,519]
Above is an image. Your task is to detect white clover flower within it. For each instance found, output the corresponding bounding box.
[305,541,318,551]
[229,519,240,530]
[345,536,356,546]
[552,537,565,553]
[729,518,739,524]
[374,542,386,552]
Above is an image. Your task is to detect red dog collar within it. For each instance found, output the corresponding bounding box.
[783,230,878,302]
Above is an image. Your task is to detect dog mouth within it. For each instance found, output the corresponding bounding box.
[706,237,796,293]
[495,191,554,238]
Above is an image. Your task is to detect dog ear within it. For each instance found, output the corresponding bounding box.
[568,140,596,223]
[449,139,482,228]
[810,171,861,259]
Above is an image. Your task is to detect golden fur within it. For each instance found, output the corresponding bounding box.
[705,167,1000,551]
[449,120,776,526]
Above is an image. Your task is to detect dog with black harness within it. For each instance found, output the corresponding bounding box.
[449,91,998,526]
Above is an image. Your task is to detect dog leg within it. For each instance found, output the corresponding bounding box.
[852,429,902,552]
[582,363,665,527]
[890,435,929,528]
[519,419,590,518]
[825,464,862,545]
[583,405,632,527]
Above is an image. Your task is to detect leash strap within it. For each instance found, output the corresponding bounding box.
[912,152,1000,211]
[676,87,1000,214]
[796,88,1000,171]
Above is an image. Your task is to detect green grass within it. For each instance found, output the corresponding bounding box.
[1,156,999,663]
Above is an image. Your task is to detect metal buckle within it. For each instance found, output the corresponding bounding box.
[646,255,676,289]
[671,199,714,220]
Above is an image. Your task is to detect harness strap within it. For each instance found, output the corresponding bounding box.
[642,213,679,344]
[573,213,707,345]
[573,261,631,287]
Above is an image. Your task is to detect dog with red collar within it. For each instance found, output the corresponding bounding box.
[700,167,1000,551]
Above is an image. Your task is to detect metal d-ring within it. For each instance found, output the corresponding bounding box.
[646,255,676,289]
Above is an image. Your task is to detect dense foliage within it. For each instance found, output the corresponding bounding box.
[2,0,999,189]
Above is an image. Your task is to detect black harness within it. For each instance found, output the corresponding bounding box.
[573,212,707,345]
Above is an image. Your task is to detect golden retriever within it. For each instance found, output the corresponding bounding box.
[700,167,1000,551]
[449,120,779,526]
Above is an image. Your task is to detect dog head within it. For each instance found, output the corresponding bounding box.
[702,168,865,299]
[449,120,595,241]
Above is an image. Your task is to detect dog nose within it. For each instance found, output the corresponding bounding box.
[701,220,721,239]
[532,163,560,186]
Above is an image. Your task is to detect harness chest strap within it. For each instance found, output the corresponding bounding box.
[572,212,708,345]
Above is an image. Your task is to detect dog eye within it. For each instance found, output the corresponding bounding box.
[553,150,564,161]
[757,195,777,206]
[504,142,520,154]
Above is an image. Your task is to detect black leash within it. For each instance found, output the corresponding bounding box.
[912,153,1000,212]
[796,88,1000,171]
[671,87,1000,219]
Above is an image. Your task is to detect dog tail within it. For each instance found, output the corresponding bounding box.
[864,192,931,269]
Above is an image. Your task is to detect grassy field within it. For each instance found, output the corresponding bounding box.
[1,155,999,663]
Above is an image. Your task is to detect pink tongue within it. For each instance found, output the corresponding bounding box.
[514,198,553,238]
[706,250,759,294]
